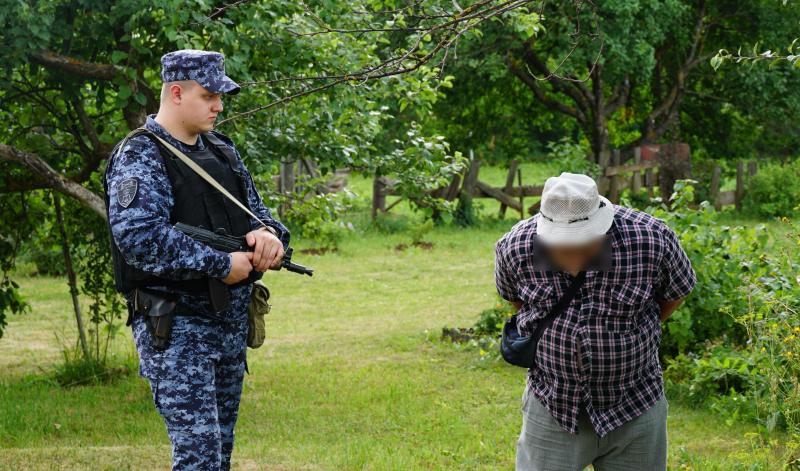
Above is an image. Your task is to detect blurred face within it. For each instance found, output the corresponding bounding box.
[544,238,605,274]
[164,81,224,133]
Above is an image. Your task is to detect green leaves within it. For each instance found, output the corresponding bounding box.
[110,51,128,64]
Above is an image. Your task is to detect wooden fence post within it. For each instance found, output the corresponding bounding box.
[462,150,481,197]
[597,150,611,194]
[748,160,758,177]
[279,159,295,217]
[710,165,722,211]
[735,161,745,211]
[372,175,386,220]
[499,159,520,218]
[632,147,642,194]
[608,149,621,202]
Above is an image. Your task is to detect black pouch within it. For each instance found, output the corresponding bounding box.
[134,289,178,351]
[500,272,586,368]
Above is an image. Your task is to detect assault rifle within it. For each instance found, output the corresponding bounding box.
[174,222,313,277]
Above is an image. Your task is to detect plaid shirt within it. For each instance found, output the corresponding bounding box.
[495,205,696,436]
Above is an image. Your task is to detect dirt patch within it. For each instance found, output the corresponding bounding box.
[297,247,337,256]
[394,241,435,252]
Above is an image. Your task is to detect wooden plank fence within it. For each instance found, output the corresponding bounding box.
[302,146,760,219]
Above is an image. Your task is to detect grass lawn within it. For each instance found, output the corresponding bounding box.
[0,221,788,470]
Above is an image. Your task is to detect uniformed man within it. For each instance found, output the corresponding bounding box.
[104,49,289,470]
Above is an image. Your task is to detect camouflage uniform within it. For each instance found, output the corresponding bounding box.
[106,50,288,471]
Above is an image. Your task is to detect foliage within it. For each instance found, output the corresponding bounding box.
[666,219,800,463]
[268,183,357,252]
[0,0,475,340]
[733,219,800,443]
[453,191,478,227]
[52,346,133,387]
[0,193,36,338]
[743,160,800,218]
[408,219,435,246]
[647,180,770,356]
[545,138,599,179]
[665,344,764,422]
[473,299,516,338]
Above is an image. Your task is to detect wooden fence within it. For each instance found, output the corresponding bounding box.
[709,160,758,210]
[377,148,659,217]
[274,147,758,218]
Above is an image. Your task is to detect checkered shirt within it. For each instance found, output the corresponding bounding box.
[495,205,696,436]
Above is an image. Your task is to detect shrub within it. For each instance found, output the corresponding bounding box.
[283,187,357,251]
[665,344,764,409]
[743,160,800,218]
[473,300,516,338]
[25,244,66,277]
[647,181,771,356]
[733,220,800,439]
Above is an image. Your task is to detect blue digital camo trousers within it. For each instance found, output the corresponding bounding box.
[132,297,250,471]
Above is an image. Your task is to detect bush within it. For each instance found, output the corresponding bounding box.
[733,220,800,439]
[283,187,357,251]
[440,299,515,363]
[648,181,771,356]
[743,160,800,218]
[473,300,516,337]
[25,244,66,277]
[665,344,764,408]
[667,219,800,462]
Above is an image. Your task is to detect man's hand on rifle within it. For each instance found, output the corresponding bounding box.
[223,252,254,285]
[246,227,284,272]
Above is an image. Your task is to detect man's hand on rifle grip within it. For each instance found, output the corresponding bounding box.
[222,252,254,285]
[246,227,284,272]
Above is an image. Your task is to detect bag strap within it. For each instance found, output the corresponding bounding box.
[150,134,270,228]
[529,271,587,346]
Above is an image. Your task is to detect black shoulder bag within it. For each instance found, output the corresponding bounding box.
[500,271,586,368]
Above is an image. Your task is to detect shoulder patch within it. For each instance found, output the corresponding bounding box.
[117,178,139,208]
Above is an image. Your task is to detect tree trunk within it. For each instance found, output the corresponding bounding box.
[372,174,386,220]
[54,194,90,360]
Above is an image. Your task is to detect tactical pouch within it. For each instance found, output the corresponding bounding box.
[247,280,271,349]
[134,289,178,351]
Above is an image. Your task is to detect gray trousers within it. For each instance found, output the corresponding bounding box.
[516,387,668,471]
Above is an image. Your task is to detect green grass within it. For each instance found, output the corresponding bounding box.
[0,223,789,470]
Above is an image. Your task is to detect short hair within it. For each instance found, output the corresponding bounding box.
[160,80,196,102]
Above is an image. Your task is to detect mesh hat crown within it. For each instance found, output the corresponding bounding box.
[537,173,614,245]
[541,173,602,223]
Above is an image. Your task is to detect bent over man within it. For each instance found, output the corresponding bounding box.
[105,50,288,470]
[495,173,696,471]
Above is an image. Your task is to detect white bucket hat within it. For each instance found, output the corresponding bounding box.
[536,173,614,246]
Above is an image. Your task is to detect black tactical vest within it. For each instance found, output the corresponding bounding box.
[104,128,253,295]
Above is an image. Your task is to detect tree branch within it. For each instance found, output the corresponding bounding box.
[507,55,587,123]
[519,44,594,113]
[29,51,121,80]
[0,144,106,219]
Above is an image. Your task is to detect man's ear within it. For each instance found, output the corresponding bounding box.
[169,84,183,105]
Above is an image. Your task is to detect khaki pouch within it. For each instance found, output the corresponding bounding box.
[247,280,271,349]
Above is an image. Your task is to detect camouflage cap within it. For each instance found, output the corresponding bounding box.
[160,49,240,95]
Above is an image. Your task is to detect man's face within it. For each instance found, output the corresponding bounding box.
[544,238,605,274]
[172,83,224,133]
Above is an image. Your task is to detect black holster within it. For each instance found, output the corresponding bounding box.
[134,289,178,351]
